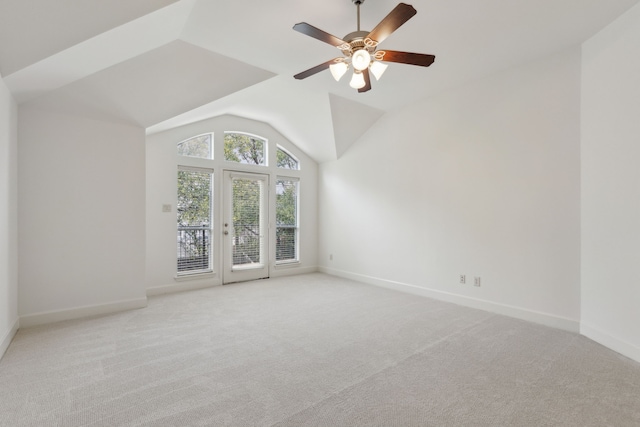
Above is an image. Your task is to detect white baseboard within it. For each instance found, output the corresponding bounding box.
[581,323,640,364]
[147,267,319,296]
[0,317,19,361]
[19,297,148,328]
[320,267,580,333]
[271,265,318,278]
[147,280,221,297]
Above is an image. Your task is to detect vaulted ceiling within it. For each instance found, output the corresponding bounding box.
[1,0,638,162]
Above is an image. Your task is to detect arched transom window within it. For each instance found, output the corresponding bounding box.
[175,130,302,277]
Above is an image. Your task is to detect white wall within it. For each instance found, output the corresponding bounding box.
[18,106,147,326]
[581,3,640,363]
[146,114,318,294]
[319,47,582,331]
[0,74,18,359]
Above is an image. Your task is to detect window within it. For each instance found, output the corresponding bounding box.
[177,168,213,274]
[173,127,304,276]
[276,178,299,263]
[224,132,266,166]
[276,146,299,170]
[177,134,212,159]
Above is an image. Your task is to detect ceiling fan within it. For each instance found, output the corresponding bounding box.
[293,0,435,93]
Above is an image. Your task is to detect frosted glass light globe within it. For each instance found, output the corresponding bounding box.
[349,71,366,89]
[329,62,348,81]
[351,49,371,71]
[369,61,388,80]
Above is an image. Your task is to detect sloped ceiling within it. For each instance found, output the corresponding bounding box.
[2,0,639,163]
[25,41,275,128]
[329,94,385,158]
[0,0,179,76]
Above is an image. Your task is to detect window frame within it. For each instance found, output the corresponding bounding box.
[173,127,304,279]
[177,133,213,159]
[276,145,300,170]
[223,131,268,167]
[176,166,214,277]
[275,176,300,265]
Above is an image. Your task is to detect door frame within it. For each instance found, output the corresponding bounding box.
[222,170,270,284]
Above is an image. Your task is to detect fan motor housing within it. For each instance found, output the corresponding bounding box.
[342,30,376,57]
[343,30,369,43]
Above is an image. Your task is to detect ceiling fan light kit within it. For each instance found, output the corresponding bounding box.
[352,49,371,71]
[349,70,366,89]
[293,0,435,93]
[329,60,349,81]
[369,60,388,80]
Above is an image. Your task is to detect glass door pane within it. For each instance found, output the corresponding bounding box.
[223,171,269,283]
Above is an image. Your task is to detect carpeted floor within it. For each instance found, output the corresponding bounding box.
[1,273,639,426]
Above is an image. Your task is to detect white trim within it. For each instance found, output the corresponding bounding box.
[177,132,213,160]
[275,145,301,171]
[178,164,214,173]
[222,170,270,284]
[225,130,267,142]
[19,298,148,328]
[581,323,640,364]
[274,260,301,269]
[275,177,300,264]
[174,271,215,281]
[232,263,267,272]
[276,175,300,182]
[148,280,221,297]
[229,171,268,181]
[320,267,580,333]
[0,318,19,361]
[271,265,318,278]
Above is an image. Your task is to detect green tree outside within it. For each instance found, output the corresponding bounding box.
[177,170,212,270]
[224,133,264,165]
[178,134,299,267]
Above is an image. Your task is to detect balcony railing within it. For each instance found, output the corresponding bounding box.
[177,226,211,272]
[176,225,297,272]
[276,225,296,262]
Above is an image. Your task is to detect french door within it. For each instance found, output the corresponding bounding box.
[222,171,269,284]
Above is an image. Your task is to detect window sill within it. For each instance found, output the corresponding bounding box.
[274,261,300,270]
[174,270,216,282]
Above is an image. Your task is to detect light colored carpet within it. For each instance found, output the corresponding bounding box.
[1,273,639,426]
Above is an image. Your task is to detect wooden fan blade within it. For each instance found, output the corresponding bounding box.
[293,22,347,47]
[367,3,417,44]
[358,69,372,93]
[294,58,339,80]
[381,50,435,67]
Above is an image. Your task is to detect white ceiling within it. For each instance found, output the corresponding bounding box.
[2,0,639,162]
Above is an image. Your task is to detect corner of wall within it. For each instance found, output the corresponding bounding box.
[0,318,19,361]
[581,323,640,364]
[0,74,19,361]
[580,0,640,365]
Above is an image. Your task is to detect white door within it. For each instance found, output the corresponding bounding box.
[223,171,269,284]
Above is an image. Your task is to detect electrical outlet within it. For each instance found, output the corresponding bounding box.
[459,274,466,284]
[162,204,172,213]
[329,254,333,261]
[474,277,481,287]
